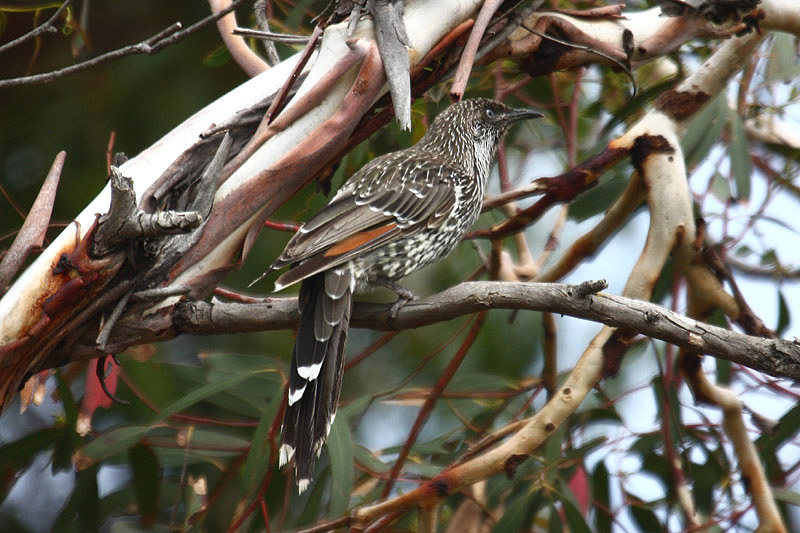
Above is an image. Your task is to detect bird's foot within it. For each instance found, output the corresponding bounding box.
[388,291,416,321]
[378,279,418,323]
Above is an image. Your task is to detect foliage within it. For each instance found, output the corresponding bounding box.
[1,1,800,532]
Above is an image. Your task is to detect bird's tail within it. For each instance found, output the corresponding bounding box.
[279,268,353,493]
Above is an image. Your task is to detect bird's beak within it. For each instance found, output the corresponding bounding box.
[504,108,545,123]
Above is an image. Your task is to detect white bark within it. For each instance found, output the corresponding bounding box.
[0,0,483,345]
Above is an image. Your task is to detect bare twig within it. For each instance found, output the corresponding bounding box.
[381,312,487,497]
[232,27,311,44]
[0,0,250,88]
[519,22,638,97]
[253,0,280,64]
[0,0,72,54]
[96,290,132,350]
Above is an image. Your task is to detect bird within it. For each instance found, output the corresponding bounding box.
[268,98,543,492]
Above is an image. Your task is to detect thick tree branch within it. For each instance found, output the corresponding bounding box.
[172,280,800,381]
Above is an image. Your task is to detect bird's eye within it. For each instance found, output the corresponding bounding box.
[484,108,495,119]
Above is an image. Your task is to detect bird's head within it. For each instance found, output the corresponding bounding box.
[422,98,543,160]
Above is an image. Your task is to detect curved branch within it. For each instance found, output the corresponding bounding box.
[209,0,269,76]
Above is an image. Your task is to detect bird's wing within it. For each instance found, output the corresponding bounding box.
[272,155,462,290]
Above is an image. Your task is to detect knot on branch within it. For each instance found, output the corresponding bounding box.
[574,279,607,298]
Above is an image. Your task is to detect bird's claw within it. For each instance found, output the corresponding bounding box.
[387,292,417,323]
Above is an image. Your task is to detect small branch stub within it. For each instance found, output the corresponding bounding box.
[575,278,608,297]
[92,167,203,256]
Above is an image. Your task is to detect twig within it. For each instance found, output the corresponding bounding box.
[232,27,311,44]
[96,290,132,350]
[450,0,505,100]
[0,0,250,88]
[381,312,487,498]
[252,0,280,64]
[0,0,72,54]
[472,0,546,64]
[295,515,351,533]
[519,22,638,98]
[131,285,192,302]
[264,25,323,125]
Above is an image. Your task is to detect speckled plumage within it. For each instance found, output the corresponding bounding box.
[270,98,542,492]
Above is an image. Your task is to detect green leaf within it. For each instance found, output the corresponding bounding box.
[492,489,537,532]
[55,370,79,428]
[628,501,663,532]
[690,445,727,513]
[183,477,206,529]
[727,109,752,201]
[448,373,516,392]
[53,371,81,472]
[75,368,266,468]
[353,444,389,474]
[571,407,623,428]
[546,503,563,533]
[766,33,800,82]
[543,424,567,476]
[683,93,726,168]
[53,465,100,532]
[761,249,780,266]
[562,437,609,463]
[129,444,160,528]
[715,357,732,385]
[327,416,354,518]
[709,172,731,201]
[772,487,800,506]
[203,44,230,68]
[630,433,664,456]
[240,388,284,500]
[0,427,61,470]
[120,359,177,410]
[592,461,612,532]
[641,452,671,494]
[758,401,800,452]
[286,0,315,29]
[97,485,136,519]
[296,468,327,527]
[776,290,790,336]
[569,170,629,221]
[562,495,592,533]
[0,427,62,501]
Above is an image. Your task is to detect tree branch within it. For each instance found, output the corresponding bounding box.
[172,280,800,381]
[0,0,72,55]
[0,0,251,88]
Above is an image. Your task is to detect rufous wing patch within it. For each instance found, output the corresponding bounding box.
[323,223,398,257]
